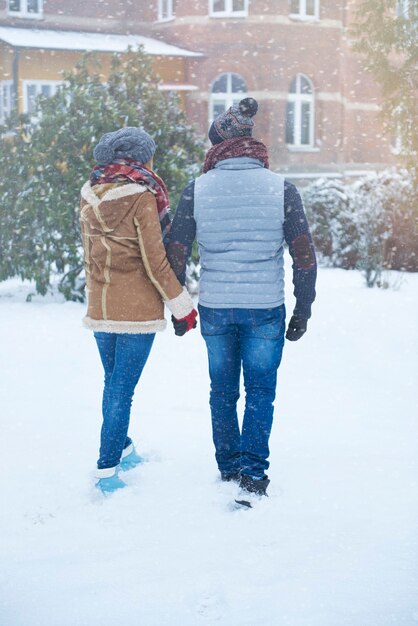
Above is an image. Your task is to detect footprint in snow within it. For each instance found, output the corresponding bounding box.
[196,589,226,622]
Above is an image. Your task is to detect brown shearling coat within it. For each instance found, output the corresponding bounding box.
[80,180,193,333]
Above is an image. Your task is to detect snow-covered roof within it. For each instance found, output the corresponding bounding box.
[158,83,198,91]
[0,26,202,57]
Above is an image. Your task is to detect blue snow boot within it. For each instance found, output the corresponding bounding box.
[120,443,144,471]
[95,469,126,494]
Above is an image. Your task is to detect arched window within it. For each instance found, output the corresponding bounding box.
[286,74,315,148]
[210,73,247,123]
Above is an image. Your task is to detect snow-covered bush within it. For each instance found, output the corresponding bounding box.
[349,175,391,287]
[304,169,417,287]
[0,131,31,285]
[303,178,359,269]
[371,169,417,273]
[186,260,200,296]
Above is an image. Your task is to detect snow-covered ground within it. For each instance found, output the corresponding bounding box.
[1,266,417,626]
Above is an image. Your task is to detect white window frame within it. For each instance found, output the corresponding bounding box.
[390,106,404,154]
[209,72,248,125]
[7,0,43,19]
[22,80,62,117]
[209,0,248,18]
[396,0,409,18]
[158,0,175,21]
[0,81,13,124]
[289,0,320,21]
[390,129,403,155]
[286,74,316,150]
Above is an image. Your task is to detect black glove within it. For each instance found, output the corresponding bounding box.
[286,316,308,342]
[171,312,197,337]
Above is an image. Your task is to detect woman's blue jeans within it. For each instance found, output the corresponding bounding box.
[199,305,286,480]
[94,332,155,470]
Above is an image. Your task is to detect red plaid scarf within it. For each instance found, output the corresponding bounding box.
[203,137,269,173]
[90,159,171,238]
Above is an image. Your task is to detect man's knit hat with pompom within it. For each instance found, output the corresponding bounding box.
[208,97,259,145]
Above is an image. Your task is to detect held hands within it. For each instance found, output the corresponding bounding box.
[171,308,198,336]
[286,315,308,342]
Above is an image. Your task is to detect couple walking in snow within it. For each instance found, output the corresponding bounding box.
[80,98,317,499]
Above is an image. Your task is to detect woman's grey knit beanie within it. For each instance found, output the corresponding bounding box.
[93,127,156,165]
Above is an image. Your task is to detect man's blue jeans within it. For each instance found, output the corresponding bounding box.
[94,332,155,470]
[199,305,286,480]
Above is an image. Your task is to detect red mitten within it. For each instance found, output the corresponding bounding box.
[171,308,198,336]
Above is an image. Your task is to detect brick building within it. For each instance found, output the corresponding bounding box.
[0,0,401,180]
[139,0,402,180]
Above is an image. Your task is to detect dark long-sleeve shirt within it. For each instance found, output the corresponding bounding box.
[166,179,316,319]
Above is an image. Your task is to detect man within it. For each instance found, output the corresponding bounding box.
[166,98,317,498]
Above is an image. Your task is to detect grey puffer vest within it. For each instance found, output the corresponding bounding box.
[194,157,285,309]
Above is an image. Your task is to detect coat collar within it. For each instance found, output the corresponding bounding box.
[214,157,264,170]
[81,181,147,207]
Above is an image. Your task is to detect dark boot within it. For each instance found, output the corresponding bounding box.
[220,471,241,483]
[239,474,270,496]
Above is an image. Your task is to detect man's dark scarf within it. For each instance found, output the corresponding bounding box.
[203,137,269,173]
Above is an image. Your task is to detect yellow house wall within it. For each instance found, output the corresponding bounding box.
[153,56,187,107]
[0,46,188,113]
[0,41,14,80]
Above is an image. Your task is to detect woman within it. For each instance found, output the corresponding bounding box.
[80,127,197,493]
